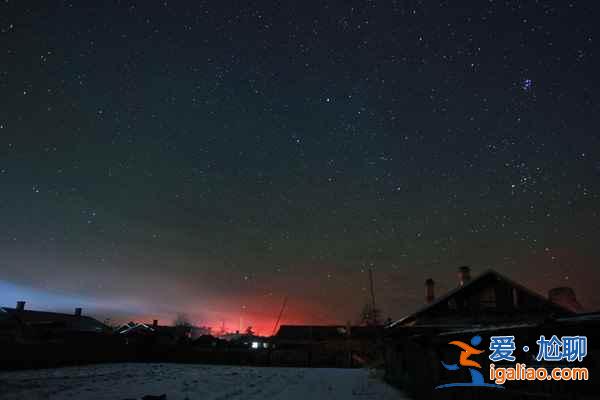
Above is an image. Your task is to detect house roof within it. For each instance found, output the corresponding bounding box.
[117,322,154,335]
[275,325,348,341]
[0,307,108,333]
[117,321,182,337]
[0,308,18,328]
[388,269,573,328]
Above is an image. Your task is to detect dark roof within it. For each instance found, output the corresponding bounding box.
[0,308,11,320]
[0,308,19,329]
[117,322,182,337]
[556,311,600,323]
[117,321,153,334]
[275,325,348,341]
[389,269,573,328]
[0,307,108,333]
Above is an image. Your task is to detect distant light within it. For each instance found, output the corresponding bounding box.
[251,341,259,349]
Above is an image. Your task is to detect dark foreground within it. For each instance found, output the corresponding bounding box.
[0,363,407,400]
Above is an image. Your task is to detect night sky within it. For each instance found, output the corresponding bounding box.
[1,1,599,334]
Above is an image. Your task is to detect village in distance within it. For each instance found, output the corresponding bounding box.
[0,266,597,400]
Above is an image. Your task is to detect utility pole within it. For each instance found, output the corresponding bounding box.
[271,296,287,337]
[369,267,378,326]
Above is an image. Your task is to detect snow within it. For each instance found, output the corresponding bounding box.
[0,363,409,400]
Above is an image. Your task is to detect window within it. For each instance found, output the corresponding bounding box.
[480,287,496,308]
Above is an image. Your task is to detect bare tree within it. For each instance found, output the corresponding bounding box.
[173,313,192,328]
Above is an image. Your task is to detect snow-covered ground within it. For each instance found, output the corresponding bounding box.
[0,363,409,400]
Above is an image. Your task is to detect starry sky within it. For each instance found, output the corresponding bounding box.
[1,1,599,334]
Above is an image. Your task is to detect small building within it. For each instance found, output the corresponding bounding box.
[272,325,381,367]
[116,320,192,345]
[218,330,270,349]
[192,334,227,348]
[274,325,348,346]
[189,325,212,339]
[0,301,109,343]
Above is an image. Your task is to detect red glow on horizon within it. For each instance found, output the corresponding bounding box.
[120,311,322,337]
[119,296,343,337]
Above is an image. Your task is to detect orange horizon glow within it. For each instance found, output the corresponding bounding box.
[118,310,335,337]
[117,296,345,337]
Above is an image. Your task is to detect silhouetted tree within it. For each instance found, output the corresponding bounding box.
[174,313,192,328]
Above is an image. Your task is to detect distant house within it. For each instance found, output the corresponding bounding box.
[189,325,212,339]
[117,320,192,345]
[272,325,380,367]
[116,321,156,336]
[274,325,348,346]
[216,330,270,349]
[192,334,227,348]
[273,324,389,346]
[390,267,575,329]
[218,331,243,342]
[0,301,109,343]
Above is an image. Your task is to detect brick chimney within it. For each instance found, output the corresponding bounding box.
[425,278,435,304]
[152,319,158,329]
[16,301,26,311]
[458,266,471,286]
[74,307,82,317]
[548,287,583,313]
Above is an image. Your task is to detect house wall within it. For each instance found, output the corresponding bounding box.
[385,319,599,400]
